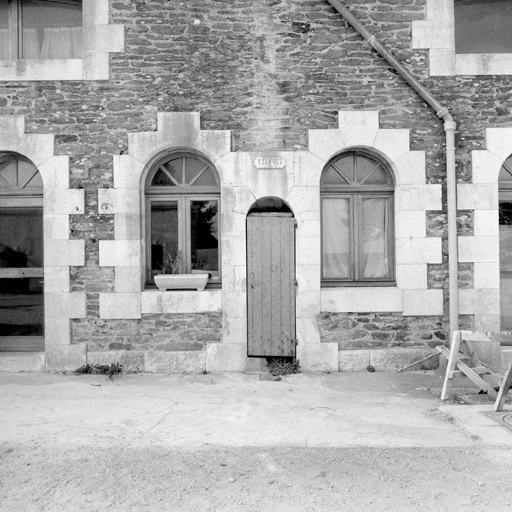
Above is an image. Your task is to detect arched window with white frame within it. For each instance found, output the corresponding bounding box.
[144,151,221,286]
[320,150,395,286]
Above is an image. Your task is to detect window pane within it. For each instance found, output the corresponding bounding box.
[150,201,179,275]
[0,1,11,59]
[455,0,512,54]
[499,157,512,183]
[360,198,391,279]
[190,200,219,275]
[500,201,512,329]
[0,278,43,336]
[191,167,218,187]
[0,208,43,267]
[22,0,82,59]
[184,157,207,184]
[332,155,354,183]
[322,166,348,186]
[322,198,351,279]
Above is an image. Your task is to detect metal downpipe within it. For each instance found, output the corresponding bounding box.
[326,0,459,336]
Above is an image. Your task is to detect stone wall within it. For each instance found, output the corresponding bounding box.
[72,313,222,351]
[2,0,512,353]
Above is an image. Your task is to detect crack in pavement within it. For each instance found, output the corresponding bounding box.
[144,403,177,433]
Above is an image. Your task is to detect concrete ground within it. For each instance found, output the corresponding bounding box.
[2,370,512,510]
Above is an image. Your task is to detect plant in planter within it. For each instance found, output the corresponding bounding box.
[154,250,209,291]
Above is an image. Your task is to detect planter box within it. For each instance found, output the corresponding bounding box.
[154,273,209,291]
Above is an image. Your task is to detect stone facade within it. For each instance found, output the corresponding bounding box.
[1,0,511,372]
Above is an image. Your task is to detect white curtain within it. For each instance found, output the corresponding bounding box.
[22,28,41,59]
[361,198,389,278]
[322,198,351,279]
[0,29,10,59]
[40,26,82,59]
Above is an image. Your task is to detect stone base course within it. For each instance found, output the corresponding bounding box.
[0,353,46,373]
[339,348,439,372]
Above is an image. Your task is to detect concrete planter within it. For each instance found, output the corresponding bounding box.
[154,273,209,291]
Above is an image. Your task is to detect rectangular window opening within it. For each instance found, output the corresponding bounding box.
[0,0,82,60]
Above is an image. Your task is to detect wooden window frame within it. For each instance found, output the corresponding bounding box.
[2,0,82,60]
[144,152,221,288]
[320,151,395,287]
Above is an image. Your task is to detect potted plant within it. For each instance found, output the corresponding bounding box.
[153,251,209,291]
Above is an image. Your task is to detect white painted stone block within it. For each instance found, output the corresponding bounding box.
[296,235,320,267]
[294,151,324,187]
[44,215,69,240]
[222,314,247,345]
[221,291,246,319]
[370,348,439,371]
[45,292,86,319]
[83,0,109,25]
[99,292,141,319]
[308,129,344,163]
[196,130,231,164]
[458,236,499,263]
[296,264,321,293]
[412,21,453,49]
[222,265,246,293]
[471,150,502,184]
[338,111,379,147]
[338,350,370,372]
[395,237,442,264]
[46,344,86,372]
[296,316,321,344]
[221,237,246,266]
[206,343,246,372]
[321,287,402,313]
[457,183,498,210]
[459,288,500,315]
[141,289,222,314]
[0,353,46,373]
[396,264,428,290]
[295,210,321,237]
[221,186,255,214]
[145,351,206,374]
[474,210,499,236]
[99,240,141,267]
[297,342,338,372]
[114,213,141,240]
[426,0,453,21]
[373,129,410,162]
[221,211,247,238]
[45,189,85,215]
[83,52,109,80]
[429,49,456,76]
[395,184,442,212]
[0,59,82,82]
[473,314,501,333]
[249,167,293,200]
[113,155,145,189]
[158,111,201,144]
[456,54,512,76]
[393,151,426,185]
[486,127,512,160]
[44,319,71,347]
[402,289,443,316]
[296,290,321,318]
[98,188,140,214]
[84,24,124,53]
[286,186,320,215]
[115,266,142,293]
[44,266,70,293]
[395,211,426,238]
[45,239,85,266]
[38,156,70,189]
[474,262,500,289]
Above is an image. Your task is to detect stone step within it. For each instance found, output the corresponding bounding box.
[0,352,45,373]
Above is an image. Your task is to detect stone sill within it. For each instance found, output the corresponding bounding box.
[141,289,222,314]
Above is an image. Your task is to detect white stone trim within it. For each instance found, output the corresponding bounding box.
[310,110,442,318]
[0,115,86,370]
[462,127,510,330]
[412,0,512,76]
[0,0,124,81]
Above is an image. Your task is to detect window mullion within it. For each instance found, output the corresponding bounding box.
[181,197,190,273]
[352,195,359,281]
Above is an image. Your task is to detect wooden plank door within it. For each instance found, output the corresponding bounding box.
[247,212,296,357]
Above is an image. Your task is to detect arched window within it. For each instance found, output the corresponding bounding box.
[0,153,44,350]
[499,155,512,329]
[320,150,395,285]
[145,151,220,285]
